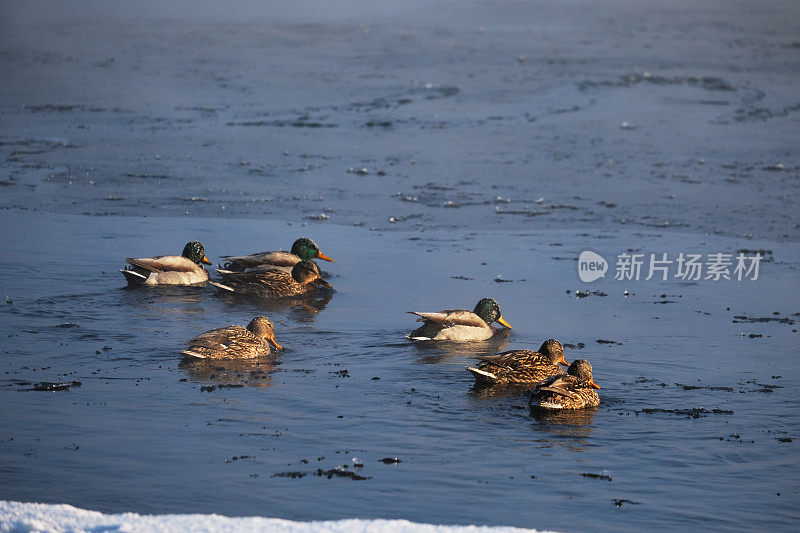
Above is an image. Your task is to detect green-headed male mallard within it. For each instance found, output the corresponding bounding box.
[466,339,568,386]
[210,260,331,299]
[529,359,601,410]
[408,298,512,341]
[180,316,282,360]
[219,237,334,272]
[121,241,211,286]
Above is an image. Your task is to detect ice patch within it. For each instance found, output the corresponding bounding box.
[0,501,552,533]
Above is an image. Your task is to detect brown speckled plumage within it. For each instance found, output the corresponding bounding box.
[466,339,568,386]
[529,359,601,410]
[180,316,282,360]
[210,260,331,300]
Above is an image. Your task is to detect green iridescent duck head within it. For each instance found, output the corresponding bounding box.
[182,241,211,265]
[539,339,568,366]
[567,359,601,389]
[291,238,334,263]
[291,260,332,288]
[473,298,512,329]
[247,316,282,350]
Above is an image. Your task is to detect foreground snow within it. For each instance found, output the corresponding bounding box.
[0,501,550,533]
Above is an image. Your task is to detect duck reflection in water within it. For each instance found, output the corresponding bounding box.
[412,329,511,364]
[216,291,333,323]
[529,406,597,427]
[179,358,278,388]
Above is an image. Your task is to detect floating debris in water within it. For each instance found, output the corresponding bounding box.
[19,381,81,392]
[315,467,370,480]
[613,499,639,507]
[581,472,612,481]
[347,167,369,175]
[271,471,306,479]
[378,457,401,464]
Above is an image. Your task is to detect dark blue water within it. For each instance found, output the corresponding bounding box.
[1,211,798,532]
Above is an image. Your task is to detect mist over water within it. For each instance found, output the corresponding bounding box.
[1,1,799,531]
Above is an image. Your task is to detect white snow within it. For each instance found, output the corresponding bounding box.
[0,501,551,533]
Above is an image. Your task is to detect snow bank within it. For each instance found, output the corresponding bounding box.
[0,501,550,533]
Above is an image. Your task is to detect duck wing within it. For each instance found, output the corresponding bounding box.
[220,250,296,270]
[407,309,485,328]
[126,255,199,273]
[216,268,289,285]
[479,350,545,369]
[535,373,582,399]
[184,326,265,355]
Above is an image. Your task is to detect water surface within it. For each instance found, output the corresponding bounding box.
[1,211,798,532]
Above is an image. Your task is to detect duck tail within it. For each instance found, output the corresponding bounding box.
[208,280,235,292]
[120,268,147,285]
[180,349,206,359]
[466,366,498,383]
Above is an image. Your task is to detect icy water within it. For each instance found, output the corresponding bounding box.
[2,1,800,531]
[1,211,799,532]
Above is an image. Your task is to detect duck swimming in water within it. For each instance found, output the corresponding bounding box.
[528,359,601,410]
[219,237,333,273]
[466,339,568,386]
[408,298,511,341]
[181,316,282,360]
[120,241,211,286]
[210,260,331,299]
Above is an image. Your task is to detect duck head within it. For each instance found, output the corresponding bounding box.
[291,260,332,288]
[473,298,511,329]
[291,238,334,263]
[182,241,211,265]
[568,359,601,389]
[539,339,568,366]
[247,316,282,350]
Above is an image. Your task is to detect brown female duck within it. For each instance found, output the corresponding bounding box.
[528,359,601,410]
[180,316,282,360]
[210,260,331,299]
[466,339,568,386]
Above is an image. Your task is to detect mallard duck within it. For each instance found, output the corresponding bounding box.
[408,298,512,341]
[466,339,568,386]
[528,359,601,410]
[219,237,334,272]
[210,260,331,299]
[180,316,282,360]
[121,241,211,286]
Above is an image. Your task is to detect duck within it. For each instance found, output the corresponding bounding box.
[121,241,211,286]
[219,237,334,272]
[528,359,601,410]
[408,298,511,341]
[466,339,568,386]
[180,316,282,360]
[210,260,331,299]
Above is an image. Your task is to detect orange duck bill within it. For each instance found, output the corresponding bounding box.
[267,334,283,350]
[589,379,601,389]
[316,251,334,263]
[496,316,512,329]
